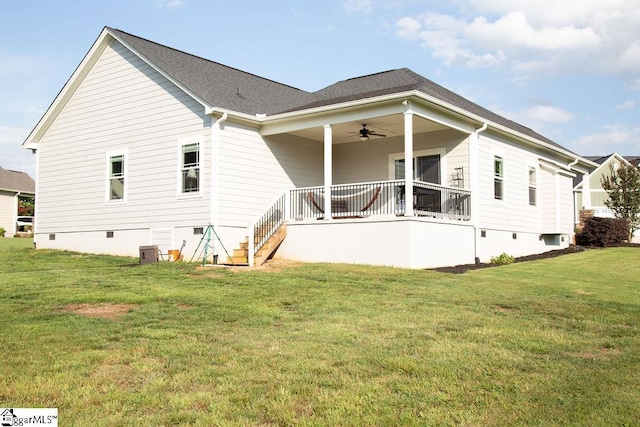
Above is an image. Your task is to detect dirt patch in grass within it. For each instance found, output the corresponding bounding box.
[63,303,137,319]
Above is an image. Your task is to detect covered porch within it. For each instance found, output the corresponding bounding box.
[260,97,483,222]
[241,97,485,267]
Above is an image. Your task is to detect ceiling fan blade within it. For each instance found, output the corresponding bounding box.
[369,131,387,137]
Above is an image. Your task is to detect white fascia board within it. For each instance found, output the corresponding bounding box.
[260,91,476,136]
[204,107,262,126]
[260,101,407,136]
[0,188,35,196]
[539,158,577,177]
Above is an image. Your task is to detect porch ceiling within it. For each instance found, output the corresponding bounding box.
[287,114,449,144]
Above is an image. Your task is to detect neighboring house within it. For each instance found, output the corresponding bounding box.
[0,166,35,237]
[574,153,640,243]
[22,27,595,268]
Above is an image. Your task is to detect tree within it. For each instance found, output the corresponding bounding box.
[18,198,35,216]
[601,163,640,241]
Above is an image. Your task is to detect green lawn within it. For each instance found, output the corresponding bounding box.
[1,239,639,426]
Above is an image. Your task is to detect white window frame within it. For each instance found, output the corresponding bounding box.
[177,136,204,198]
[528,165,537,206]
[388,148,447,183]
[494,155,504,201]
[106,151,127,204]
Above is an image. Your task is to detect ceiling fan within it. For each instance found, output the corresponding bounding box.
[356,124,386,141]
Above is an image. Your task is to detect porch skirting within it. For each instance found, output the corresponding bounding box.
[274,217,476,269]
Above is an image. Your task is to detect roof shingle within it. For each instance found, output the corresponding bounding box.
[0,166,35,193]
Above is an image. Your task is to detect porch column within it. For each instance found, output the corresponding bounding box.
[323,124,333,220]
[404,102,414,217]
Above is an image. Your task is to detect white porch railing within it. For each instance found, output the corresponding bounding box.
[289,180,471,221]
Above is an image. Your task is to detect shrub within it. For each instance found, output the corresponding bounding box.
[575,217,628,247]
[0,228,5,237]
[491,252,515,265]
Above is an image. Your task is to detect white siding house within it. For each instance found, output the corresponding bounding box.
[0,167,35,238]
[23,27,595,268]
[574,153,640,243]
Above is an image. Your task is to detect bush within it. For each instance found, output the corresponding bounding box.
[491,252,515,265]
[0,228,5,237]
[575,217,628,247]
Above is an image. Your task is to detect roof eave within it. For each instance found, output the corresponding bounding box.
[263,89,597,169]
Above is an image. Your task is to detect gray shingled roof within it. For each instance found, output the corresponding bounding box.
[299,68,565,150]
[108,28,570,153]
[584,155,640,165]
[0,166,35,193]
[109,28,315,116]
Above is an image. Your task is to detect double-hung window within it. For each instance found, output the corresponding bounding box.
[181,142,200,194]
[494,156,504,200]
[108,154,125,201]
[528,167,537,206]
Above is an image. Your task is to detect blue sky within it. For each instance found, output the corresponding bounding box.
[2,0,639,179]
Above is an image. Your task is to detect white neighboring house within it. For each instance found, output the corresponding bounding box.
[574,153,640,243]
[0,166,35,237]
[22,27,596,268]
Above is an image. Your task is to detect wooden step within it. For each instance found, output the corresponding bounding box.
[254,224,287,266]
[232,248,248,257]
[225,223,287,267]
[225,255,248,265]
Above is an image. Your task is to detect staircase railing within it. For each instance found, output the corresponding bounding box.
[248,191,287,266]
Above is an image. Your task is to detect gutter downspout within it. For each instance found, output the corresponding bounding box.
[211,110,228,264]
[471,123,488,264]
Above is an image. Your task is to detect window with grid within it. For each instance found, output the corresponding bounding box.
[181,143,200,193]
[528,167,537,206]
[494,156,503,200]
[109,154,125,201]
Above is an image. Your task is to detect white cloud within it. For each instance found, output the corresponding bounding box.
[394,1,640,77]
[525,105,575,123]
[573,123,640,154]
[616,101,636,110]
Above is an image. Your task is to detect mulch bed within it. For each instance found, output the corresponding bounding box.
[430,243,638,274]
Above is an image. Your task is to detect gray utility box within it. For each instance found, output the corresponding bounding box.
[139,245,159,264]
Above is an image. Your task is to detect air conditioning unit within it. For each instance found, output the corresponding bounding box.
[139,245,159,264]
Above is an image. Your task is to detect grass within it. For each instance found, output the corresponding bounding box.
[0,238,639,426]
